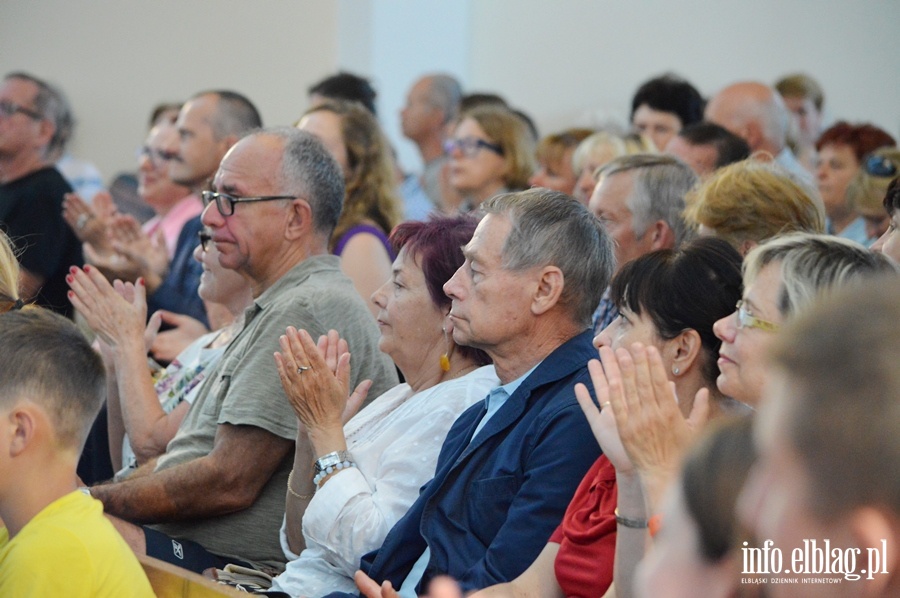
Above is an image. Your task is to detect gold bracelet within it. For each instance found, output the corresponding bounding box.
[287,470,313,500]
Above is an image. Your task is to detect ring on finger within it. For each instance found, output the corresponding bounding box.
[601,401,612,409]
[76,214,90,229]
[297,365,311,374]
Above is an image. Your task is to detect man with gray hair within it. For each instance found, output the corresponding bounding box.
[588,153,698,332]
[704,81,812,183]
[0,71,82,317]
[86,127,398,573]
[400,73,463,207]
[345,188,614,596]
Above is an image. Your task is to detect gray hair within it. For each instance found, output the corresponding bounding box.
[193,90,262,140]
[423,74,463,124]
[744,232,897,318]
[249,127,345,237]
[598,154,698,247]
[4,72,66,157]
[482,188,615,327]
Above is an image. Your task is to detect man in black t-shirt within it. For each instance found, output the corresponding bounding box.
[0,72,82,317]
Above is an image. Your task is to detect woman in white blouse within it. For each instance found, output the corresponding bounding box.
[268,214,498,597]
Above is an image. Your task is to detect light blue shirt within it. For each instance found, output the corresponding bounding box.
[399,363,540,598]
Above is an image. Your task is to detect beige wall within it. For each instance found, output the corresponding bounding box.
[3,0,898,181]
[0,1,340,178]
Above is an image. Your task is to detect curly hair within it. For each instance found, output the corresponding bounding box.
[301,100,403,251]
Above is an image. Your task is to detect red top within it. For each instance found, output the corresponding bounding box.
[549,455,618,597]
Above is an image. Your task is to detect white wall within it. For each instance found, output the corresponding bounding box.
[468,0,900,140]
[3,0,898,181]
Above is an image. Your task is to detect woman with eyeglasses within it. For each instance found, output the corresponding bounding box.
[847,149,900,241]
[66,229,252,478]
[296,100,402,319]
[815,121,896,246]
[445,105,535,212]
[713,232,895,407]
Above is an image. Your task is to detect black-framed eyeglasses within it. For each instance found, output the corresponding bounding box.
[197,230,212,252]
[864,154,898,179]
[201,190,297,217]
[443,136,504,158]
[0,99,42,120]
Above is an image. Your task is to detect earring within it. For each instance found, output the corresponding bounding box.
[440,326,451,372]
[672,366,680,376]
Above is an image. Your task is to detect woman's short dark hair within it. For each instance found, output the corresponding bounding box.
[389,214,491,366]
[609,237,743,387]
[630,74,705,128]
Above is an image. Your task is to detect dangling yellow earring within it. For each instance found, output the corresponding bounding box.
[440,326,451,372]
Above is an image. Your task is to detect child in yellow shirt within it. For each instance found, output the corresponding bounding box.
[0,308,154,597]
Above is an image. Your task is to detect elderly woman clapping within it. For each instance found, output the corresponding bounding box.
[267,215,498,597]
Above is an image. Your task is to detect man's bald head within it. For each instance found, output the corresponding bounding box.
[705,81,789,156]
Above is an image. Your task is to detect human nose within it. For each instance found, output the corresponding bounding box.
[443,265,465,300]
[593,320,615,349]
[201,201,223,228]
[370,277,389,308]
[713,310,737,343]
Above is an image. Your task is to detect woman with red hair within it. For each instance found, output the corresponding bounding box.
[816,121,895,245]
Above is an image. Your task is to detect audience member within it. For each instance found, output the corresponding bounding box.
[774,73,825,172]
[85,128,398,573]
[471,237,744,598]
[68,229,253,477]
[266,215,497,597]
[351,189,614,597]
[713,232,895,407]
[0,71,83,317]
[297,100,403,317]
[814,121,896,244]
[635,416,756,598]
[0,230,21,311]
[45,84,105,203]
[571,132,630,205]
[740,276,900,596]
[705,81,812,183]
[309,72,378,116]
[630,74,705,152]
[847,149,900,240]
[663,122,750,177]
[0,308,154,597]
[529,127,594,195]
[401,74,463,207]
[588,154,697,332]
[444,106,535,212]
[871,176,900,263]
[684,159,825,255]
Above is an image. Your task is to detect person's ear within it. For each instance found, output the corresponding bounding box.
[531,266,564,316]
[284,198,315,242]
[738,239,758,257]
[649,220,676,250]
[847,507,900,594]
[668,328,702,377]
[743,122,764,152]
[7,407,36,457]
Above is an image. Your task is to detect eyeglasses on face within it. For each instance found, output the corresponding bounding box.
[136,145,177,168]
[864,154,898,179]
[734,300,779,332]
[197,230,212,252]
[0,100,42,120]
[443,136,504,158]
[201,190,297,217]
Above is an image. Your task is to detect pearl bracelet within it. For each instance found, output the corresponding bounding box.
[312,450,356,488]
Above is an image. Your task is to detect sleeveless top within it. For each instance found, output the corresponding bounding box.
[333,223,395,259]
